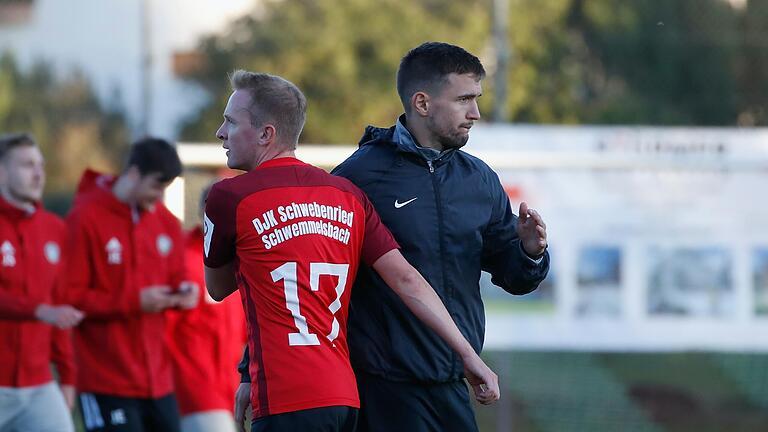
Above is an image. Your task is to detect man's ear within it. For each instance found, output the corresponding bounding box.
[411,92,430,117]
[258,124,277,146]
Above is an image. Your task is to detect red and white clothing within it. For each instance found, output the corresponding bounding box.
[204,157,398,418]
[64,170,186,398]
[166,226,246,416]
[0,196,75,388]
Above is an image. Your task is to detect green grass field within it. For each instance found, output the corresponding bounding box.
[474,351,768,432]
[70,351,768,431]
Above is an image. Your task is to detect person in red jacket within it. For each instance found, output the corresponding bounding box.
[65,137,199,432]
[166,183,246,432]
[0,133,84,432]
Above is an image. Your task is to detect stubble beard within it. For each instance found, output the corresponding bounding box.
[427,117,469,150]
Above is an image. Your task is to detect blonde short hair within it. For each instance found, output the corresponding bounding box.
[230,70,307,149]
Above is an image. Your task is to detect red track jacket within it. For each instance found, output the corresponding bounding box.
[0,197,75,387]
[65,170,186,398]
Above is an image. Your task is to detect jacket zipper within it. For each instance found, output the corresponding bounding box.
[131,217,154,395]
[427,158,456,379]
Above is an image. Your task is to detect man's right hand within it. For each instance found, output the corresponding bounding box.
[34,304,84,329]
[139,286,176,313]
[461,353,500,405]
[234,383,251,432]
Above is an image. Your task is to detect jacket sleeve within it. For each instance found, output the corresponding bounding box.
[238,345,250,383]
[0,291,39,320]
[64,210,142,319]
[481,171,549,295]
[51,328,76,385]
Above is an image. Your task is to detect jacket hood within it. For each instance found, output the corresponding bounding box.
[357,123,427,160]
[358,125,395,148]
[73,169,117,206]
[71,168,138,220]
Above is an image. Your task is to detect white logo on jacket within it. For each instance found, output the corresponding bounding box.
[106,237,122,264]
[394,197,418,209]
[1,240,15,267]
[156,234,172,257]
[44,241,61,264]
[203,213,214,258]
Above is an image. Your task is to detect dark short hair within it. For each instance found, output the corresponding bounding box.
[396,42,486,111]
[229,70,307,149]
[126,137,182,183]
[0,133,36,161]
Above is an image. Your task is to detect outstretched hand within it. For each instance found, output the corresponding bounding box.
[462,353,500,405]
[516,202,547,257]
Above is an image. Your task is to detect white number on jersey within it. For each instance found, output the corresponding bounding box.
[270,262,350,347]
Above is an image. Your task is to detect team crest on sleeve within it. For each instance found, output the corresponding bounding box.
[106,237,122,264]
[203,212,214,258]
[1,240,16,267]
[156,234,173,256]
[44,241,61,264]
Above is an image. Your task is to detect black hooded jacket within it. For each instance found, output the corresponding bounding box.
[331,122,549,383]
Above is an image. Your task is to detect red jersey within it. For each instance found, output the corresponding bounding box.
[64,170,186,398]
[204,157,397,418]
[0,197,75,387]
[166,227,246,415]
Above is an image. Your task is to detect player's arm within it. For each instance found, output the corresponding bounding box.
[482,172,549,295]
[162,209,200,310]
[204,262,238,301]
[0,291,37,320]
[372,250,500,405]
[202,182,238,302]
[0,287,83,328]
[234,346,251,432]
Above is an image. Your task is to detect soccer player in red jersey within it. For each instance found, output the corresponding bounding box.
[204,71,499,432]
[166,183,246,432]
[0,133,83,432]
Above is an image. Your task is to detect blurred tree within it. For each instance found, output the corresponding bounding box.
[501,0,743,125]
[179,0,489,144]
[180,0,762,141]
[0,53,130,213]
[736,0,768,126]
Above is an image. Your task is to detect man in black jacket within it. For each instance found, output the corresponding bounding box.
[236,42,549,432]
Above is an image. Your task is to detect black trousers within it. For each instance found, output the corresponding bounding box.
[355,372,478,432]
[78,392,181,432]
[251,405,358,432]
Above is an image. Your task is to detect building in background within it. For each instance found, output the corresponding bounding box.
[0,0,254,139]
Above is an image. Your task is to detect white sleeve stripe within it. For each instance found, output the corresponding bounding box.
[80,393,105,430]
[80,393,94,429]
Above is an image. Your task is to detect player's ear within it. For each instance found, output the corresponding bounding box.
[412,92,430,117]
[259,124,277,146]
